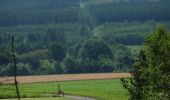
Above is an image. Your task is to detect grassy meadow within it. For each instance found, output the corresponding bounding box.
[0,97,68,100]
[0,79,128,100]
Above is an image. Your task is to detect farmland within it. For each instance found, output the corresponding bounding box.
[0,79,128,100]
[0,97,68,100]
[0,73,130,84]
[1,0,169,99]
[0,73,130,100]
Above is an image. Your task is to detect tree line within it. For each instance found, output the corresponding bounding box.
[0,36,133,76]
[1,21,170,76]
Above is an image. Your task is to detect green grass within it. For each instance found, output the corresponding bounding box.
[0,97,68,100]
[0,79,128,100]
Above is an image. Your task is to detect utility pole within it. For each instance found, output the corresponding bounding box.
[12,36,20,100]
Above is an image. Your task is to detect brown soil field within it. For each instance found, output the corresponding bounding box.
[0,73,131,84]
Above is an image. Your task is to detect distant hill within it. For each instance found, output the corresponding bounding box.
[0,0,161,10]
[0,0,170,75]
[0,0,78,10]
[0,0,169,26]
[79,0,160,7]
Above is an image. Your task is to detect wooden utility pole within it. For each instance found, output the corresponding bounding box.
[12,36,20,100]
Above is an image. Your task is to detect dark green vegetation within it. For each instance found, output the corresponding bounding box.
[121,26,170,99]
[0,79,127,100]
[0,0,170,26]
[1,0,170,75]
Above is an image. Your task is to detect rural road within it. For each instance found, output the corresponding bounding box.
[60,94,96,100]
[0,73,131,84]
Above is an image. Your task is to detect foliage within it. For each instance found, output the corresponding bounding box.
[98,57,114,72]
[1,0,170,75]
[121,26,170,100]
[52,61,63,74]
[0,50,10,65]
[0,63,14,76]
[16,63,31,76]
[62,57,77,73]
[48,43,66,62]
[80,38,112,60]
[88,0,170,25]
[111,44,133,71]
[1,22,169,75]
[93,22,155,45]
[0,0,170,26]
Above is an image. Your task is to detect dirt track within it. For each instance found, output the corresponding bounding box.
[0,73,131,84]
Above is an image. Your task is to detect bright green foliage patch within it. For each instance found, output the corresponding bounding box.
[0,79,128,100]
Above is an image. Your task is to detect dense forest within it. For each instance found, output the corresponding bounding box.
[0,0,170,76]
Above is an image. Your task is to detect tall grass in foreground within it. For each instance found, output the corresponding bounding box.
[0,79,128,100]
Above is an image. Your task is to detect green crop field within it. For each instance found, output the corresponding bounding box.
[0,79,128,100]
[0,97,68,100]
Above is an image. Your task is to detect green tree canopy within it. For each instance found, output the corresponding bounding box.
[121,25,170,100]
[0,50,10,65]
[80,38,112,60]
[48,43,66,62]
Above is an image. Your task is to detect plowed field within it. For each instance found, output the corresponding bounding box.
[0,73,131,84]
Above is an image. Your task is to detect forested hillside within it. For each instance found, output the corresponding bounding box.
[0,0,170,76]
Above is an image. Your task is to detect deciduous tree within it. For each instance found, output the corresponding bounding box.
[121,25,170,100]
